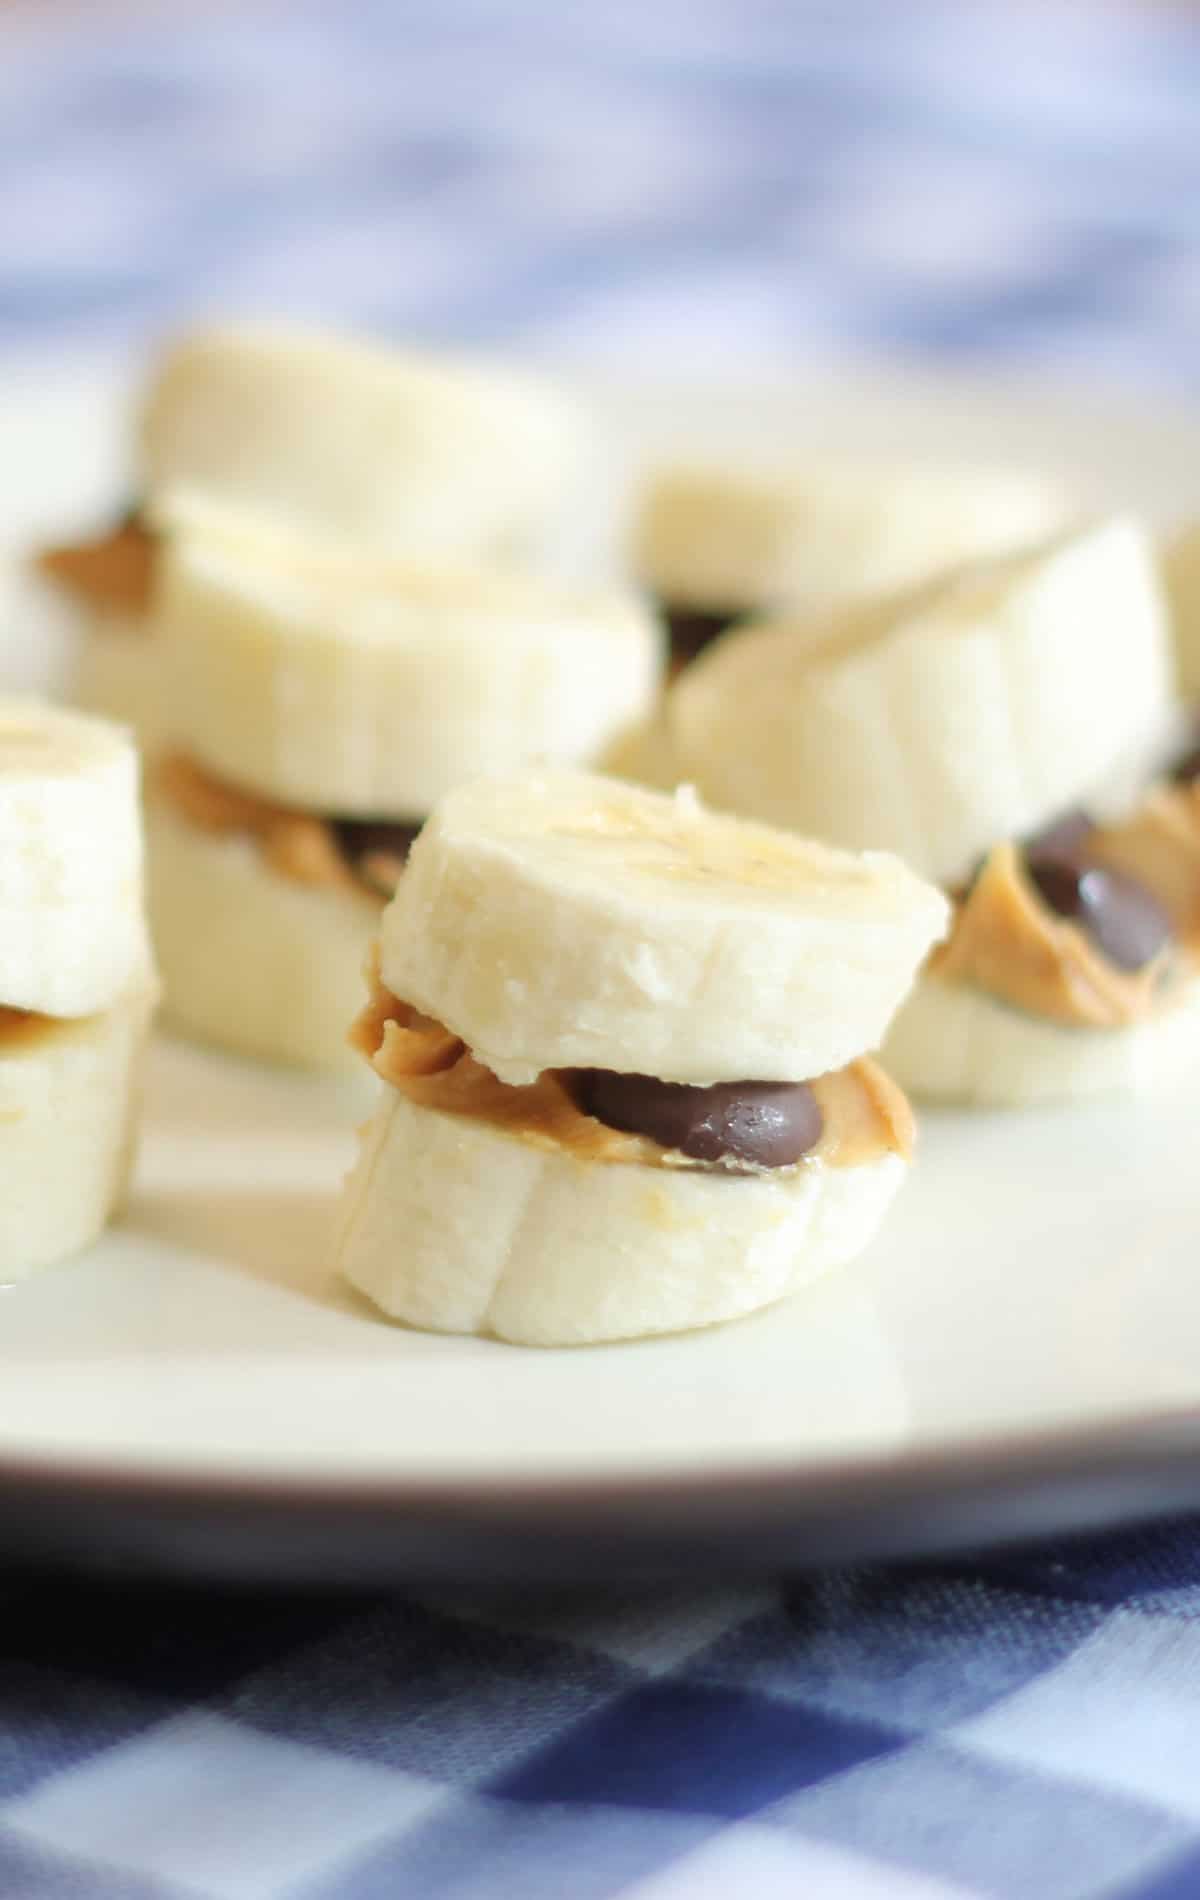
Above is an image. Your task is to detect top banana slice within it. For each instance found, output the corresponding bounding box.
[159,516,663,815]
[670,518,1173,888]
[380,770,949,1087]
[140,323,581,561]
[0,697,152,1017]
[636,462,1072,615]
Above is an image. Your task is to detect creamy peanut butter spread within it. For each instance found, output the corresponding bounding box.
[156,753,393,900]
[37,517,157,619]
[0,1005,58,1049]
[353,963,913,1172]
[935,781,1200,1028]
[1090,784,1200,935]
[933,842,1167,1028]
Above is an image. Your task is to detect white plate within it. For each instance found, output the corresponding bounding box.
[2,358,1200,1582]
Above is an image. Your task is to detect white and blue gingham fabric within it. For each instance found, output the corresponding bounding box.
[6,3,1200,1895]
[6,1525,1200,1899]
[1,0,1199,391]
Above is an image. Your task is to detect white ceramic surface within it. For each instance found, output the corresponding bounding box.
[1,360,1199,1569]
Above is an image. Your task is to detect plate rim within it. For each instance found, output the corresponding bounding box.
[4,1403,1200,1579]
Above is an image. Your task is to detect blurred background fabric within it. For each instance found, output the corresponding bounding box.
[0,0,1198,387]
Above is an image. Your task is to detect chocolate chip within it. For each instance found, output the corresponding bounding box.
[1026,857,1171,972]
[572,1069,823,1168]
[1024,808,1095,866]
[663,605,741,663]
[332,818,423,893]
[1171,745,1200,786]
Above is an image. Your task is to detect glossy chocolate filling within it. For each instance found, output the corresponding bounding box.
[1171,742,1200,787]
[1022,809,1171,973]
[331,818,424,893]
[571,1068,823,1168]
[663,604,741,663]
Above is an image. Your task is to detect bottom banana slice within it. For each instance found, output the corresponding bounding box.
[146,800,378,1074]
[71,613,165,752]
[882,969,1200,1106]
[0,984,155,1281]
[336,1088,905,1346]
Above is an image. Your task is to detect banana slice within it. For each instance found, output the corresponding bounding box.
[145,799,377,1075]
[637,462,1072,617]
[0,983,155,1281]
[141,322,581,561]
[596,712,681,792]
[1162,519,1200,698]
[883,968,1200,1105]
[381,771,949,1086]
[0,698,152,1017]
[336,1085,905,1345]
[158,517,663,815]
[670,518,1173,887]
[71,613,165,752]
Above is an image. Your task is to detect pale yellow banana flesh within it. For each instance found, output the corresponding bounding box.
[336,1087,906,1346]
[0,696,152,1017]
[669,517,1174,889]
[381,770,948,1087]
[145,799,378,1077]
[0,984,155,1281]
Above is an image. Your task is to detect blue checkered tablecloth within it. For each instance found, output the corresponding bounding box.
[6,3,1200,1896]
[8,1525,1200,1899]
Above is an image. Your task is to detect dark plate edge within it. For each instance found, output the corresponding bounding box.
[2,1407,1200,1582]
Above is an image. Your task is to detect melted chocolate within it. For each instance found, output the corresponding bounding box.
[332,818,423,894]
[572,1069,823,1168]
[1024,808,1095,865]
[1026,857,1171,972]
[663,605,741,663]
[1171,744,1200,787]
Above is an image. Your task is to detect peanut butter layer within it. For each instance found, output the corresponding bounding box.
[1089,784,1200,937]
[0,1005,60,1050]
[353,964,913,1172]
[932,842,1168,1028]
[156,752,396,901]
[37,517,157,619]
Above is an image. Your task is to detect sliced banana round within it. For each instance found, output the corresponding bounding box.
[596,712,682,793]
[336,1085,905,1345]
[71,613,166,753]
[0,982,155,1281]
[882,968,1200,1105]
[158,518,663,815]
[1161,519,1200,698]
[0,697,152,1017]
[671,517,1173,888]
[141,323,581,561]
[636,462,1072,615]
[381,770,949,1086]
[146,799,378,1076]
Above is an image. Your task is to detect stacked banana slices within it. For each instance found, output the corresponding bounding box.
[34,321,584,747]
[606,456,1073,794]
[147,518,662,1073]
[668,517,1197,1105]
[0,699,157,1278]
[335,771,948,1345]
[635,461,1072,665]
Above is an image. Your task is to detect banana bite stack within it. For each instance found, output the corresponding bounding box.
[36,322,582,746]
[635,462,1070,667]
[669,517,1196,1104]
[0,699,156,1277]
[147,521,661,1072]
[334,771,948,1344]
